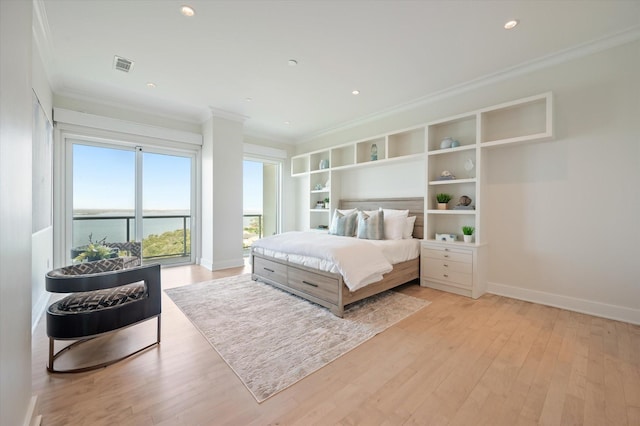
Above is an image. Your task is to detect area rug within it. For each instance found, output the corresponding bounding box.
[165,274,429,402]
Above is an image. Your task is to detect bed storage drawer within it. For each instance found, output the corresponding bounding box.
[287,267,339,303]
[254,257,287,283]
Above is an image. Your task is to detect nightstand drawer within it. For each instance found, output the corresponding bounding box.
[422,257,472,275]
[288,267,339,303]
[423,267,472,287]
[422,247,472,264]
[254,257,287,283]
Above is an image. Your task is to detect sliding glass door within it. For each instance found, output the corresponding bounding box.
[243,158,280,255]
[71,141,194,265]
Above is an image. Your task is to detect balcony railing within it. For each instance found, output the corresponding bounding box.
[73,215,191,261]
[74,213,264,261]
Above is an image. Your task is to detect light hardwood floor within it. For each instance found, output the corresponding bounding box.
[32,263,640,425]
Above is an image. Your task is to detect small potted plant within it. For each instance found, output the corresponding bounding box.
[436,193,453,210]
[324,197,330,208]
[72,234,118,263]
[462,226,475,243]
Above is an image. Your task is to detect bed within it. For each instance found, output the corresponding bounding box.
[251,198,423,317]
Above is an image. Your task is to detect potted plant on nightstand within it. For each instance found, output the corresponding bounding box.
[436,193,453,210]
[462,226,475,243]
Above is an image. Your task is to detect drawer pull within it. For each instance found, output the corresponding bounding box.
[444,254,449,258]
[443,264,448,267]
[263,267,275,273]
[443,274,449,278]
[444,248,450,251]
[302,280,319,288]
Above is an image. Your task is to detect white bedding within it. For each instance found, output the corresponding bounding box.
[251,231,420,292]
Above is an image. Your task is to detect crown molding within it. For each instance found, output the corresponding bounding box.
[299,25,640,144]
[32,0,57,87]
[202,106,249,124]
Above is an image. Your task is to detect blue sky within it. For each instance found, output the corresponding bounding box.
[73,144,263,213]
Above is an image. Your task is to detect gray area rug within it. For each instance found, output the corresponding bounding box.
[165,274,429,402]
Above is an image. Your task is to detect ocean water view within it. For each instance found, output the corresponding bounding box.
[73,210,190,247]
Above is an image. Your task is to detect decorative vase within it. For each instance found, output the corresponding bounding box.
[371,144,378,161]
[437,203,448,210]
[463,235,473,243]
[440,137,455,149]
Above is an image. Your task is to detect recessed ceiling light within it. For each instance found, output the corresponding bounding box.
[288,59,298,67]
[245,97,253,102]
[146,82,156,88]
[180,5,195,17]
[352,90,360,95]
[284,121,290,125]
[504,19,519,30]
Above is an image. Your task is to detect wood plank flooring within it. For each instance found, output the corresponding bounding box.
[31,263,640,425]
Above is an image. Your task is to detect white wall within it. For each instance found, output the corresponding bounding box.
[295,40,640,324]
[31,39,54,333]
[0,2,36,426]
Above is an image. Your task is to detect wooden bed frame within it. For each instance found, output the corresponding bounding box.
[251,198,423,317]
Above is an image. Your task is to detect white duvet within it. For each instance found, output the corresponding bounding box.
[251,231,419,292]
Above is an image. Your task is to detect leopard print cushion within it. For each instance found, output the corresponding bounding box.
[50,282,146,314]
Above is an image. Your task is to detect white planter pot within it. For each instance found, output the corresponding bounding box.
[463,235,473,243]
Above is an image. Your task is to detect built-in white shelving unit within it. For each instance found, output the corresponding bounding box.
[423,92,553,298]
[291,92,553,298]
[291,125,426,230]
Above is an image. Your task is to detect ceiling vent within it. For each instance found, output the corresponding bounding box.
[113,55,134,73]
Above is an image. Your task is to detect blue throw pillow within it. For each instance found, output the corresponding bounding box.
[329,210,357,236]
[357,209,384,240]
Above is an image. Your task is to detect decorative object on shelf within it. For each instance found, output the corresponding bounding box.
[317,225,329,230]
[464,158,475,178]
[437,170,456,181]
[314,183,323,190]
[440,137,455,149]
[435,233,457,242]
[315,201,326,209]
[371,144,378,161]
[453,195,475,210]
[324,197,330,207]
[462,226,475,243]
[450,139,460,148]
[324,178,330,189]
[319,159,330,169]
[436,193,453,210]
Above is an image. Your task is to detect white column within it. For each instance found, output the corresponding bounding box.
[200,111,246,270]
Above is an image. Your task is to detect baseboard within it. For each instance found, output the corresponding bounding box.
[211,258,245,271]
[23,395,41,426]
[31,292,50,335]
[199,257,214,271]
[487,281,640,325]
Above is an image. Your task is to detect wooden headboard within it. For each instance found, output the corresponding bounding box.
[338,197,424,239]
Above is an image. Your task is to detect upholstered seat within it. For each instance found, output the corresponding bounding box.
[45,261,161,373]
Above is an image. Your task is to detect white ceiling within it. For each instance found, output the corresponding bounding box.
[38,0,640,143]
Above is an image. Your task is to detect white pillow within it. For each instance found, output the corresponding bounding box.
[403,216,417,239]
[384,214,406,240]
[382,209,409,218]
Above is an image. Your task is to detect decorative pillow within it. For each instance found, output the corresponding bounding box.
[329,209,357,236]
[382,209,409,218]
[384,214,406,240]
[403,216,417,239]
[364,208,409,240]
[357,209,384,240]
